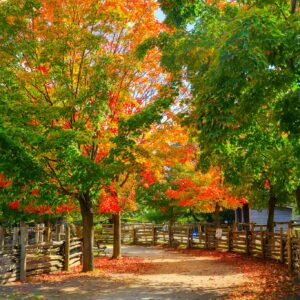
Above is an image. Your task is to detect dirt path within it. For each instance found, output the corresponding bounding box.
[0,246,253,300]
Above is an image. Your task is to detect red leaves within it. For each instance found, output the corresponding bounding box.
[264,179,271,189]
[165,173,247,211]
[8,200,19,210]
[176,248,300,299]
[61,120,71,129]
[28,119,39,126]
[98,193,122,214]
[27,256,154,284]
[94,256,152,274]
[37,65,49,75]
[140,171,156,188]
[98,184,122,214]
[0,174,12,188]
[108,91,118,112]
[22,202,75,215]
[161,207,166,214]
[56,203,77,214]
[31,188,39,196]
[239,197,248,204]
[178,199,194,207]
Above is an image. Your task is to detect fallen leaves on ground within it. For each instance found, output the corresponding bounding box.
[175,248,300,300]
[26,256,154,283]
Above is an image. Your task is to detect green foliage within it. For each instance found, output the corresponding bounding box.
[143,0,300,211]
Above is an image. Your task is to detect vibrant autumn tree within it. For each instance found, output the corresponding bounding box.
[135,114,246,234]
[165,167,247,227]
[0,0,173,271]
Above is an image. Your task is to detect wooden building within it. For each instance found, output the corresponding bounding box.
[235,204,293,230]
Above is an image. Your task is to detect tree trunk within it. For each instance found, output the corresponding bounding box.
[79,194,94,272]
[267,187,276,233]
[296,186,300,214]
[291,0,297,14]
[112,212,121,259]
[168,207,174,246]
[214,202,220,228]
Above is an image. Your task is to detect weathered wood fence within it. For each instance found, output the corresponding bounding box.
[95,221,300,274]
[0,223,82,284]
[2,221,300,284]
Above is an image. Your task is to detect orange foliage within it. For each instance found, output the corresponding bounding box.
[166,167,246,212]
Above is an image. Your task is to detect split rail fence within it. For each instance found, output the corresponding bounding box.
[95,221,300,274]
[0,223,82,284]
[1,221,300,284]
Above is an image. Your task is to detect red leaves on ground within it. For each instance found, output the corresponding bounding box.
[27,256,153,283]
[94,256,152,274]
[176,248,300,300]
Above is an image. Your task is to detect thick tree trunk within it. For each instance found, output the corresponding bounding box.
[79,194,94,272]
[214,202,220,228]
[112,212,121,259]
[267,188,276,233]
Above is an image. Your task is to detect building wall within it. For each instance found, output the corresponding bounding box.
[249,207,292,231]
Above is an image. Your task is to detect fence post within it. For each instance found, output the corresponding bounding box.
[287,223,293,272]
[133,228,137,245]
[45,224,51,242]
[20,222,28,282]
[187,226,192,249]
[227,226,232,252]
[260,230,266,259]
[0,225,4,250]
[152,225,157,246]
[279,228,285,263]
[13,227,19,247]
[246,229,251,256]
[204,225,208,249]
[39,224,45,243]
[35,224,40,244]
[63,224,70,271]
[297,232,300,278]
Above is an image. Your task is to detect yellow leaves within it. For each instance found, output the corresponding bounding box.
[281,132,289,139]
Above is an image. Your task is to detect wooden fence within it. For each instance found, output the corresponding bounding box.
[2,221,300,284]
[94,221,300,274]
[0,223,83,284]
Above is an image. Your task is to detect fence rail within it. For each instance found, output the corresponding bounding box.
[1,221,300,284]
[0,223,83,284]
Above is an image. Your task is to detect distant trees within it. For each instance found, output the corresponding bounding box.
[139,0,300,231]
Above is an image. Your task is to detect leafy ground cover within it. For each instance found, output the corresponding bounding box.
[1,246,300,299]
[178,248,300,299]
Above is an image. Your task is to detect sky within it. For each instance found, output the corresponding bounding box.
[155,8,166,22]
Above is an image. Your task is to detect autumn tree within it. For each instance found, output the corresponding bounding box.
[0,0,173,271]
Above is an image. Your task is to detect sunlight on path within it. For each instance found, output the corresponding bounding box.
[0,246,250,300]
